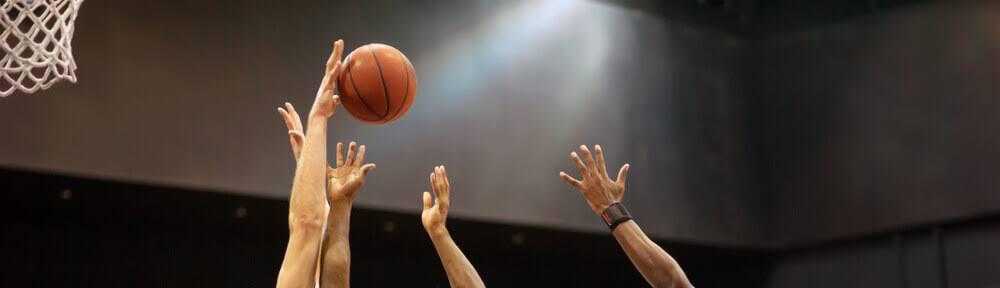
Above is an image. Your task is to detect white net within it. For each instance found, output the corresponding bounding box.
[0,0,84,97]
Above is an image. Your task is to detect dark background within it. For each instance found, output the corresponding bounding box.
[3,0,1000,287]
[758,0,1000,248]
[0,168,769,287]
[759,0,1000,286]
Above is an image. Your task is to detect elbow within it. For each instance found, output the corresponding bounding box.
[649,270,691,288]
[668,278,692,288]
[320,243,352,283]
[288,213,325,234]
[323,255,350,275]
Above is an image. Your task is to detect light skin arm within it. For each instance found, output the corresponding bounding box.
[559,145,692,288]
[278,102,325,286]
[275,40,344,288]
[422,165,486,288]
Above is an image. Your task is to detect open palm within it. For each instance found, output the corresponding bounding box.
[560,145,630,215]
[328,141,375,202]
[422,165,450,231]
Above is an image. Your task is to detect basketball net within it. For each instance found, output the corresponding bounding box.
[0,0,84,97]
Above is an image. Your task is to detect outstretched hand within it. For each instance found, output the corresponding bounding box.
[309,39,345,119]
[277,102,307,161]
[422,165,450,232]
[328,141,376,203]
[560,145,630,215]
[278,102,334,172]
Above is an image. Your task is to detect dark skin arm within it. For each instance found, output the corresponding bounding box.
[321,141,375,288]
[560,145,692,288]
[421,165,486,288]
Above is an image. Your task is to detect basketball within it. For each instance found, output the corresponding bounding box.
[337,43,417,124]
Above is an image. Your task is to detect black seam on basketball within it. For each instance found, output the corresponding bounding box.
[393,63,411,120]
[369,46,392,119]
[347,63,383,121]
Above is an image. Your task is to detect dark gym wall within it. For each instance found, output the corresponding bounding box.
[766,219,1000,288]
[757,1,1000,247]
[0,169,770,287]
[0,0,761,245]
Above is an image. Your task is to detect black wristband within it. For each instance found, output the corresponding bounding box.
[601,202,632,231]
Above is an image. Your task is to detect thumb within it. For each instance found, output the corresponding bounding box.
[288,131,304,143]
[361,163,376,175]
[616,164,630,185]
[330,61,344,80]
[422,191,433,210]
[288,131,304,160]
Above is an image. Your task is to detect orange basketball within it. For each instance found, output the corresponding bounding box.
[337,43,417,124]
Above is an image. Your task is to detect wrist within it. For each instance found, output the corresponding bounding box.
[424,223,448,237]
[590,201,618,216]
[593,202,612,215]
[329,198,353,212]
[328,189,359,204]
[307,113,330,125]
[600,202,633,231]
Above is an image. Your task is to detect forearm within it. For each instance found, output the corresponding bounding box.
[427,227,485,288]
[612,220,691,288]
[320,200,352,288]
[288,117,329,228]
[277,226,326,286]
[278,117,329,288]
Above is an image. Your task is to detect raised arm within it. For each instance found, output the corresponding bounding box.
[321,141,375,287]
[276,39,344,288]
[421,166,486,288]
[559,145,692,288]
